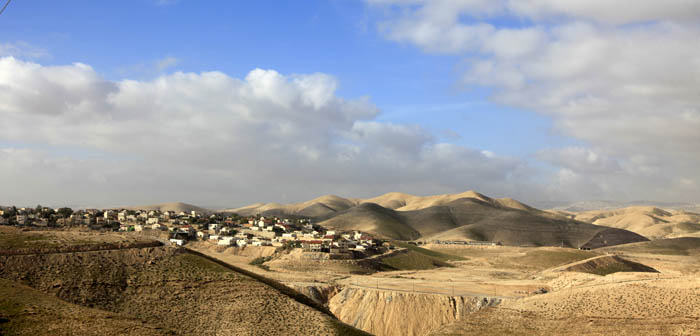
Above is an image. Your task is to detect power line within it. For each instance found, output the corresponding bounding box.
[0,0,11,17]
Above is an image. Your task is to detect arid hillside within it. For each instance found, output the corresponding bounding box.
[122,202,212,214]
[0,278,170,336]
[228,194,361,217]
[225,190,538,217]
[563,206,700,239]
[320,198,647,248]
[225,191,649,248]
[0,230,367,336]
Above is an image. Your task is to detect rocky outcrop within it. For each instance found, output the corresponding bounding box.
[329,287,500,336]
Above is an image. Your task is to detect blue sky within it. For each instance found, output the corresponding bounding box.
[1,1,699,207]
[3,0,564,155]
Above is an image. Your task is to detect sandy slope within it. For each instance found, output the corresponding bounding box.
[122,201,212,214]
[227,190,543,217]
[226,195,360,217]
[565,206,700,239]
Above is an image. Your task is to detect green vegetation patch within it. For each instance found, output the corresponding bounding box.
[392,241,465,261]
[249,256,273,271]
[379,251,454,271]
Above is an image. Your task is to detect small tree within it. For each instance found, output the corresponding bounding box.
[57,207,73,218]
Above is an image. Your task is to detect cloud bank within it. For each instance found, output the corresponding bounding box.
[367,0,700,203]
[0,57,532,207]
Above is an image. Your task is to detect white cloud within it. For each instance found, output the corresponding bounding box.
[0,57,535,207]
[366,0,700,203]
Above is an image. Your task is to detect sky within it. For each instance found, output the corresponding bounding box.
[1,0,699,208]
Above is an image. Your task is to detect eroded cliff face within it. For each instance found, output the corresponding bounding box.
[289,283,344,305]
[328,287,500,336]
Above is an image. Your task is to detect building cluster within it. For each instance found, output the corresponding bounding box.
[431,240,501,246]
[171,216,383,256]
[0,206,384,256]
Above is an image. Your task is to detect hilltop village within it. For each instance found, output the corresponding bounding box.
[0,205,385,258]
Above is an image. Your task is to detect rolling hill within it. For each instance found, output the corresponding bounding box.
[562,206,700,239]
[227,195,360,217]
[227,191,649,248]
[122,202,212,214]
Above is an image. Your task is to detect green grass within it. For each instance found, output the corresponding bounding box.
[392,241,465,261]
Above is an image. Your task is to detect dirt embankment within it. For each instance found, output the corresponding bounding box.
[267,248,409,274]
[288,283,344,305]
[329,287,500,336]
[190,242,278,258]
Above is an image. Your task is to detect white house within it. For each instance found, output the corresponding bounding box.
[218,236,234,246]
[147,217,159,225]
[15,215,27,225]
[169,238,185,246]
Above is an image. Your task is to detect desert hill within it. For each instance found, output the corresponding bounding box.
[123,201,212,214]
[227,191,649,248]
[0,228,366,336]
[550,200,700,212]
[0,278,170,336]
[320,197,647,248]
[227,195,360,217]
[598,237,700,256]
[561,206,700,239]
[227,190,539,217]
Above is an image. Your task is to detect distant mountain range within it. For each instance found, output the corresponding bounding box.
[122,202,213,214]
[554,206,700,240]
[546,200,700,213]
[223,191,648,248]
